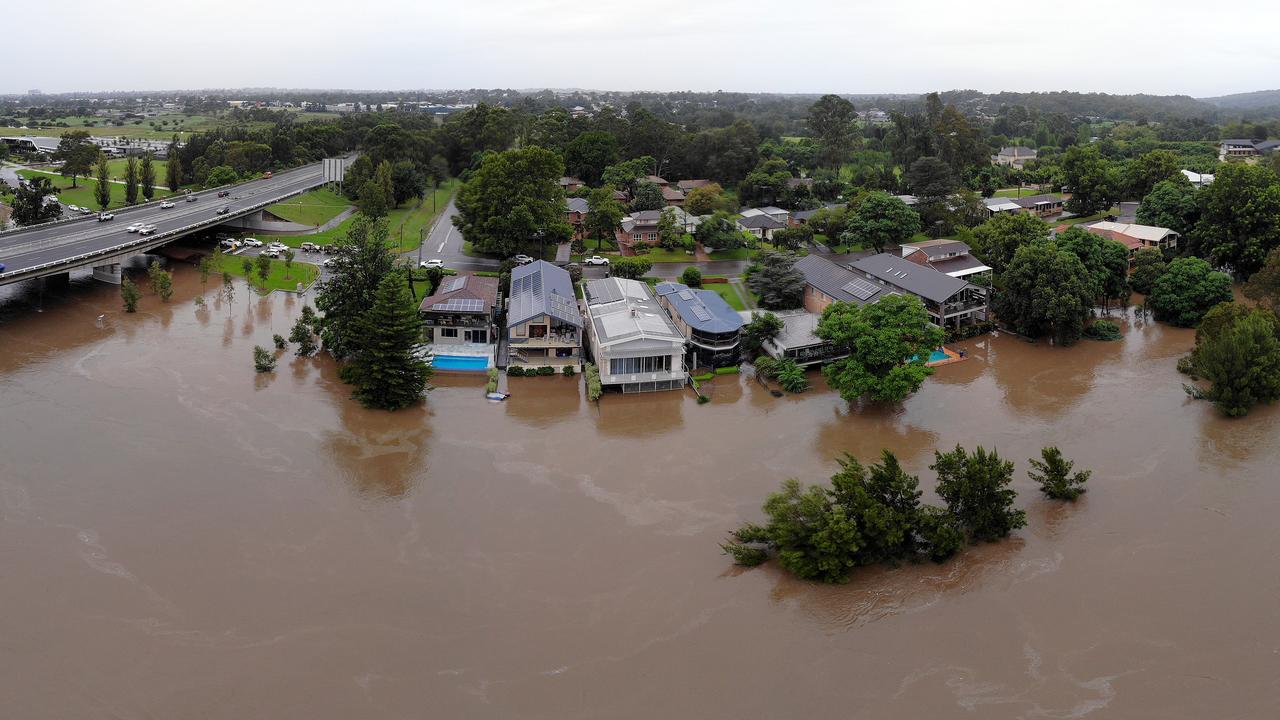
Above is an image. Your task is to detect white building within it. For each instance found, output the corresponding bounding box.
[583,278,688,393]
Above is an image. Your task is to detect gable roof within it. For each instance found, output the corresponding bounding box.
[1083,221,1178,250]
[794,254,887,305]
[1010,194,1063,208]
[998,146,1037,157]
[419,273,499,314]
[661,186,685,201]
[902,238,972,260]
[655,282,745,334]
[849,253,971,304]
[786,177,814,188]
[507,260,582,329]
[644,175,669,186]
[620,209,664,233]
[566,197,590,214]
[737,214,787,230]
[676,179,712,191]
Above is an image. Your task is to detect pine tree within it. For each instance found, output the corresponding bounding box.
[346,273,431,410]
[140,153,156,201]
[124,156,139,205]
[94,153,111,210]
[166,144,182,191]
[1028,446,1090,500]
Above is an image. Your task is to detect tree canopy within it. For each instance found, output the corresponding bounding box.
[993,240,1095,345]
[453,147,572,257]
[1148,257,1233,327]
[746,251,805,310]
[1188,303,1280,417]
[840,191,920,253]
[816,293,946,403]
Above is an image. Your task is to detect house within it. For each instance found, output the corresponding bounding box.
[676,179,713,192]
[899,238,992,282]
[849,253,988,328]
[982,196,1023,216]
[740,206,790,224]
[655,282,744,369]
[506,261,583,370]
[743,309,848,367]
[644,175,669,187]
[419,274,500,347]
[794,254,888,314]
[661,185,686,206]
[1181,169,1214,187]
[582,278,688,392]
[1219,139,1280,162]
[992,146,1038,168]
[1009,193,1065,217]
[1082,221,1179,265]
[559,176,584,192]
[736,213,787,240]
[786,177,815,189]
[894,194,919,207]
[616,209,664,248]
[566,197,590,240]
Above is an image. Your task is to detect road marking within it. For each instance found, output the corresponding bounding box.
[437,226,452,253]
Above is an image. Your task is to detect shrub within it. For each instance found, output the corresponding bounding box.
[680,266,703,288]
[584,363,602,400]
[1083,320,1122,341]
[536,366,556,376]
[507,366,525,376]
[487,367,499,383]
[1176,354,1198,378]
[253,345,276,373]
[485,380,498,393]
[691,372,715,382]
[562,365,576,376]
[776,360,809,393]
[697,394,710,404]
[272,333,287,350]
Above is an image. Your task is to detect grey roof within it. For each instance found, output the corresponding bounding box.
[566,197,590,214]
[655,282,745,334]
[998,146,1037,157]
[583,278,685,348]
[507,260,582,330]
[794,254,887,305]
[620,209,663,233]
[737,214,787,230]
[902,238,972,260]
[849,253,971,304]
[1010,194,1063,208]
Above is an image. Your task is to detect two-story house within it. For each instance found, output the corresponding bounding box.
[505,261,583,370]
[992,146,1038,168]
[900,238,992,283]
[566,197,589,240]
[419,274,500,347]
[655,281,744,369]
[583,278,687,393]
[849,253,987,329]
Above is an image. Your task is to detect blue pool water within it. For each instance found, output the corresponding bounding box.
[910,349,950,363]
[431,354,490,372]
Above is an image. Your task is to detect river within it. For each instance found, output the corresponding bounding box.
[1,260,1278,718]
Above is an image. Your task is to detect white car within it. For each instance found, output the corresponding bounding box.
[300,242,318,252]
[79,207,94,215]
[267,242,288,252]
[322,258,335,267]
[126,223,143,233]
[160,201,175,209]
[138,224,157,236]
[512,254,534,265]
[581,255,610,266]
[241,238,263,247]
[66,204,82,213]
[419,259,445,269]
[261,248,281,258]
[97,212,114,222]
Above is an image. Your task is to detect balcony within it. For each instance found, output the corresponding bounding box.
[689,332,741,351]
[423,314,490,328]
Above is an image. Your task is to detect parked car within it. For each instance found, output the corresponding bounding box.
[261,248,281,258]
[78,206,94,215]
[217,190,230,198]
[267,241,287,251]
[241,238,262,247]
[581,255,610,266]
[219,238,240,249]
[160,200,175,209]
[300,242,318,252]
[139,224,157,235]
[512,254,534,265]
[419,259,445,269]
[186,194,198,202]
[322,258,335,267]
[97,212,114,222]
[216,206,230,215]
[126,223,143,233]
[66,204,82,213]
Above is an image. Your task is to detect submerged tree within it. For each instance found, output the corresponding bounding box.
[816,293,945,403]
[344,273,432,410]
[1028,446,1090,500]
[121,276,140,313]
[253,345,276,373]
[932,445,1026,542]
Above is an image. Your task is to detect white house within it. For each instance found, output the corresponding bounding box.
[583,278,688,393]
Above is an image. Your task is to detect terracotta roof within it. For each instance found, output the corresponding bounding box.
[419,273,498,314]
[676,179,712,191]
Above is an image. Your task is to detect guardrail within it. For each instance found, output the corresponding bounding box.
[0,180,322,284]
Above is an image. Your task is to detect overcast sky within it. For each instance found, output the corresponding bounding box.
[9,0,1279,97]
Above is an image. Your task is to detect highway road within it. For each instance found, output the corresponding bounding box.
[0,162,329,281]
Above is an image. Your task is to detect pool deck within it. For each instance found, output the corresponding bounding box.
[426,342,496,371]
[925,346,966,368]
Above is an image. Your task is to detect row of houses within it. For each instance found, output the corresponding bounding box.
[417,261,747,393]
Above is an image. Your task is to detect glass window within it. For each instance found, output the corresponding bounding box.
[529,324,547,338]
[440,328,458,338]
[609,355,671,375]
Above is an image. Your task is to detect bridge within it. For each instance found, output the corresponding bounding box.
[0,159,340,287]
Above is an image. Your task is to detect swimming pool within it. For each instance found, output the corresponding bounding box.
[927,349,949,363]
[430,354,490,372]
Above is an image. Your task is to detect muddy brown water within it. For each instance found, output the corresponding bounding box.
[1,261,1278,719]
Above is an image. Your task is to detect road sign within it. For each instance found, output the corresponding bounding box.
[323,158,346,183]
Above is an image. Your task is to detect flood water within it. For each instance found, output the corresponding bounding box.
[2,260,1278,719]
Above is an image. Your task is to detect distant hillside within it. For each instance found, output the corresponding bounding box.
[1200,89,1280,110]
[939,90,1219,121]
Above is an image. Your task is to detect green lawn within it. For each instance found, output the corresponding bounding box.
[260,180,458,252]
[266,187,351,226]
[0,113,241,141]
[709,248,753,261]
[17,168,178,210]
[104,157,169,182]
[993,188,1063,199]
[215,253,319,294]
[634,247,699,263]
[701,278,746,310]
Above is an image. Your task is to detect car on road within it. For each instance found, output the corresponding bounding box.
[126,223,143,233]
[78,206,94,215]
[322,258,335,267]
[241,238,263,247]
[300,242,318,252]
[0,262,6,272]
[512,254,534,265]
[216,206,231,215]
[264,171,273,179]
[186,194,198,202]
[160,200,175,209]
[419,259,445,269]
[138,224,157,236]
[581,255,610,266]
[97,212,114,222]
[66,204,82,213]
[217,190,230,198]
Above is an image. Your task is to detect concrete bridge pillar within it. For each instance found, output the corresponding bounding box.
[92,262,122,284]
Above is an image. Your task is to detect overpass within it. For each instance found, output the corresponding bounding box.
[0,159,340,286]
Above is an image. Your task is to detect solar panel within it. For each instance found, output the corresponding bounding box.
[691,306,713,322]
[841,277,880,301]
[586,279,622,304]
[445,276,467,292]
[678,289,695,301]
